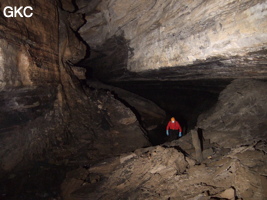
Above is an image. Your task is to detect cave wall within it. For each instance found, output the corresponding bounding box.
[0,0,59,89]
[0,0,63,172]
[0,0,150,173]
[78,0,267,81]
[197,79,267,147]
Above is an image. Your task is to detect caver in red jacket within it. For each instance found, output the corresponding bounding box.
[166,120,182,132]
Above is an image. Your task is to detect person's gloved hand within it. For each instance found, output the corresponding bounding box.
[179,132,182,137]
[166,130,169,136]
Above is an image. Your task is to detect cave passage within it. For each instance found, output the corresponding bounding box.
[103,79,232,145]
[1,0,267,199]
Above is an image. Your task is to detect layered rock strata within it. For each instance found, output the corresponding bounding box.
[78,0,267,81]
[0,0,61,172]
[0,0,150,173]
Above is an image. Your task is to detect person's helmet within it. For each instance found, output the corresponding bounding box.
[171,117,175,121]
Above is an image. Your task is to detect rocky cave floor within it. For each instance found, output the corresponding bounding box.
[1,80,267,200]
[61,135,267,200]
[2,132,266,200]
[1,130,267,200]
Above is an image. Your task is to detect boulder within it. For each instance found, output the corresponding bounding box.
[86,80,166,130]
[198,79,267,146]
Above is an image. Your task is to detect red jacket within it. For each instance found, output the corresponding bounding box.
[166,121,182,132]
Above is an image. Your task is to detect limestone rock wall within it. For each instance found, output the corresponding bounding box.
[0,0,62,172]
[0,0,59,90]
[78,0,267,80]
[197,79,267,147]
[0,0,150,173]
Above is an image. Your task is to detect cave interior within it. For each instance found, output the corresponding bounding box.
[0,0,267,199]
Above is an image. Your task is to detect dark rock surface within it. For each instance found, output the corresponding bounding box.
[60,79,267,200]
[0,0,62,172]
[86,80,166,131]
[198,79,267,145]
[0,1,151,198]
[0,0,60,88]
[0,0,149,175]
[109,79,231,132]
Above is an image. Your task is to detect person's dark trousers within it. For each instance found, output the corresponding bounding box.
[169,129,178,141]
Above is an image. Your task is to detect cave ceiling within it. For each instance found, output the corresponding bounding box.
[75,0,267,83]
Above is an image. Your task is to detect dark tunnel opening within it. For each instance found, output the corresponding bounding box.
[74,31,234,146]
[93,79,233,145]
